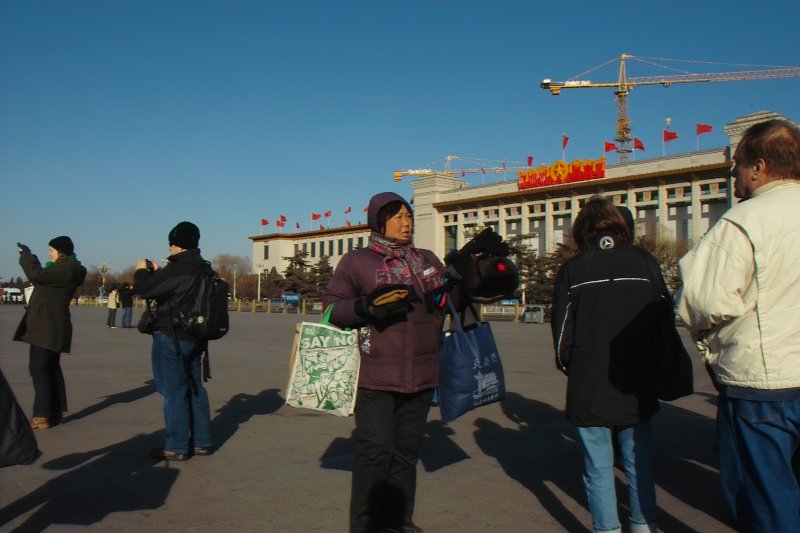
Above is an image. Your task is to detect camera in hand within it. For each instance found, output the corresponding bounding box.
[145,259,155,272]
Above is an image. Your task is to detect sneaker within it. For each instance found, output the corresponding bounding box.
[193,447,214,456]
[29,417,51,430]
[150,448,190,461]
[110,326,118,329]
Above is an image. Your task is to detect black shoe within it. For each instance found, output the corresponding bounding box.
[193,446,214,456]
[150,448,189,461]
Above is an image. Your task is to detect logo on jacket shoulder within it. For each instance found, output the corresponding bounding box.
[599,236,616,249]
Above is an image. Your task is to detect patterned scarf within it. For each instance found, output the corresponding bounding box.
[369,232,447,294]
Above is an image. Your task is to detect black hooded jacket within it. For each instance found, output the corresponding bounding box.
[551,238,664,426]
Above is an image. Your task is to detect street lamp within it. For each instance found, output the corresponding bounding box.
[256,263,263,302]
[99,263,110,298]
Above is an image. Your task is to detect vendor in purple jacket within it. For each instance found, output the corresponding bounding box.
[323,192,455,533]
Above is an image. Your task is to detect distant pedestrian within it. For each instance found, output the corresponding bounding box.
[106,287,120,328]
[13,236,86,430]
[118,283,134,328]
[678,119,800,531]
[551,195,663,533]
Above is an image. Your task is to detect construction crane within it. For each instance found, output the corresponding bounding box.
[541,54,800,162]
[393,155,528,182]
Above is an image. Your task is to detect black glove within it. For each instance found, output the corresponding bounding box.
[17,242,30,254]
[354,284,418,322]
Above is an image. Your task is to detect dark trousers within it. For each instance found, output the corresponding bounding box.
[350,388,433,533]
[28,345,67,418]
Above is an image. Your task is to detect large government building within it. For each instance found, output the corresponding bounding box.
[250,111,792,275]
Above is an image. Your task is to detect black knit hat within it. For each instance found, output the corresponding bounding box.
[168,221,200,249]
[49,236,74,256]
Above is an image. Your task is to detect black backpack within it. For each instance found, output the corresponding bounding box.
[171,262,230,341]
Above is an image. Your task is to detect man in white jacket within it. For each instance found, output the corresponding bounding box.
[678,119,800,532]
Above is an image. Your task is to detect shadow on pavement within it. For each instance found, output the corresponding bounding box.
[64,380,155,423]
[473,392,736,532]
[209,388,285,451]
[319,417,471,473]
[0,388,285,532]
[0,431,179,532]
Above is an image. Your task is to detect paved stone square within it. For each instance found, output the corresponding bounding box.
[0,305,736,532]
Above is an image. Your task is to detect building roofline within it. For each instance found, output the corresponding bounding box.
[249,224,369,242]
[433,156,731,209]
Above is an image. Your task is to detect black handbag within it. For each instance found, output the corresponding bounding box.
[137,300,158,334]
[640,251,694,401]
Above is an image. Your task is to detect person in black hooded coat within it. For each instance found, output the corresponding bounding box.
[551,195,663,533]
[14,236,86,430]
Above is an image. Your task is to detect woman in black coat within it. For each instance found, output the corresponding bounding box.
[14,236,86,430]
[551,196,663,533]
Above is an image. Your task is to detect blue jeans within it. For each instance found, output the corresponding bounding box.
[106,308,117,327]
[718,393,800,532]
[121,307,133,328]
[151,332,211,454]
[576,421,657,533]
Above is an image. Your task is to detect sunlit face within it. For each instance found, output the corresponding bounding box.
[731,146,758,199]
[382,204,413,242]
[47,246,59,262]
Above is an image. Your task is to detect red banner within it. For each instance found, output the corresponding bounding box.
[663,130,678,142]
[518,158,605,191]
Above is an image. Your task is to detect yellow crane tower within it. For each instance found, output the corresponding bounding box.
[393,155,528,182]
[541,54,800,162]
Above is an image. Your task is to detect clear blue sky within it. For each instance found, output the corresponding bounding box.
[1,0,798,282]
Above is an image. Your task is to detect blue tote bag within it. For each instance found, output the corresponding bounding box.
[436,300,506,422]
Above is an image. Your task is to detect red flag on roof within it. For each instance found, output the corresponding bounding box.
[604,141,618,153]
[346,220,352,227]
[320,224,325,230]
[280,214,286,222]
[461,170,465,177]
[276,220,285,227]
[296,222,300,229]
[527,156,533,166]
[696,123,713,135]
[633,137,645,151]
[311,213,321,220]
[261,218,269,226]
[562,134,569,150]
[344,206,351,214]
[363,206,368,212]
[324,210,331,217]
[663,130,678,142]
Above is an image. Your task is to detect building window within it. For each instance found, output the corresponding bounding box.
[294,244,299,255]
[338,239,344,255]
[445,226,457,253]
[311,242,316,258]
[348,238,354,251]
[302,243,308,254]
[263,245,269,260]
[357,237,364,249]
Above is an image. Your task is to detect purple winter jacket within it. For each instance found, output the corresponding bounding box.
[322,192,448,394]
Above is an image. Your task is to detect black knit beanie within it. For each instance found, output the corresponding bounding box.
[168,221,200,249]
[49,236,74,256]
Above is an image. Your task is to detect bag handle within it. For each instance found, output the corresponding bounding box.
[321,304,334,324]
[445,299,465,333]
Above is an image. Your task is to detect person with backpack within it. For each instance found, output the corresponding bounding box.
[133,221,214,461]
